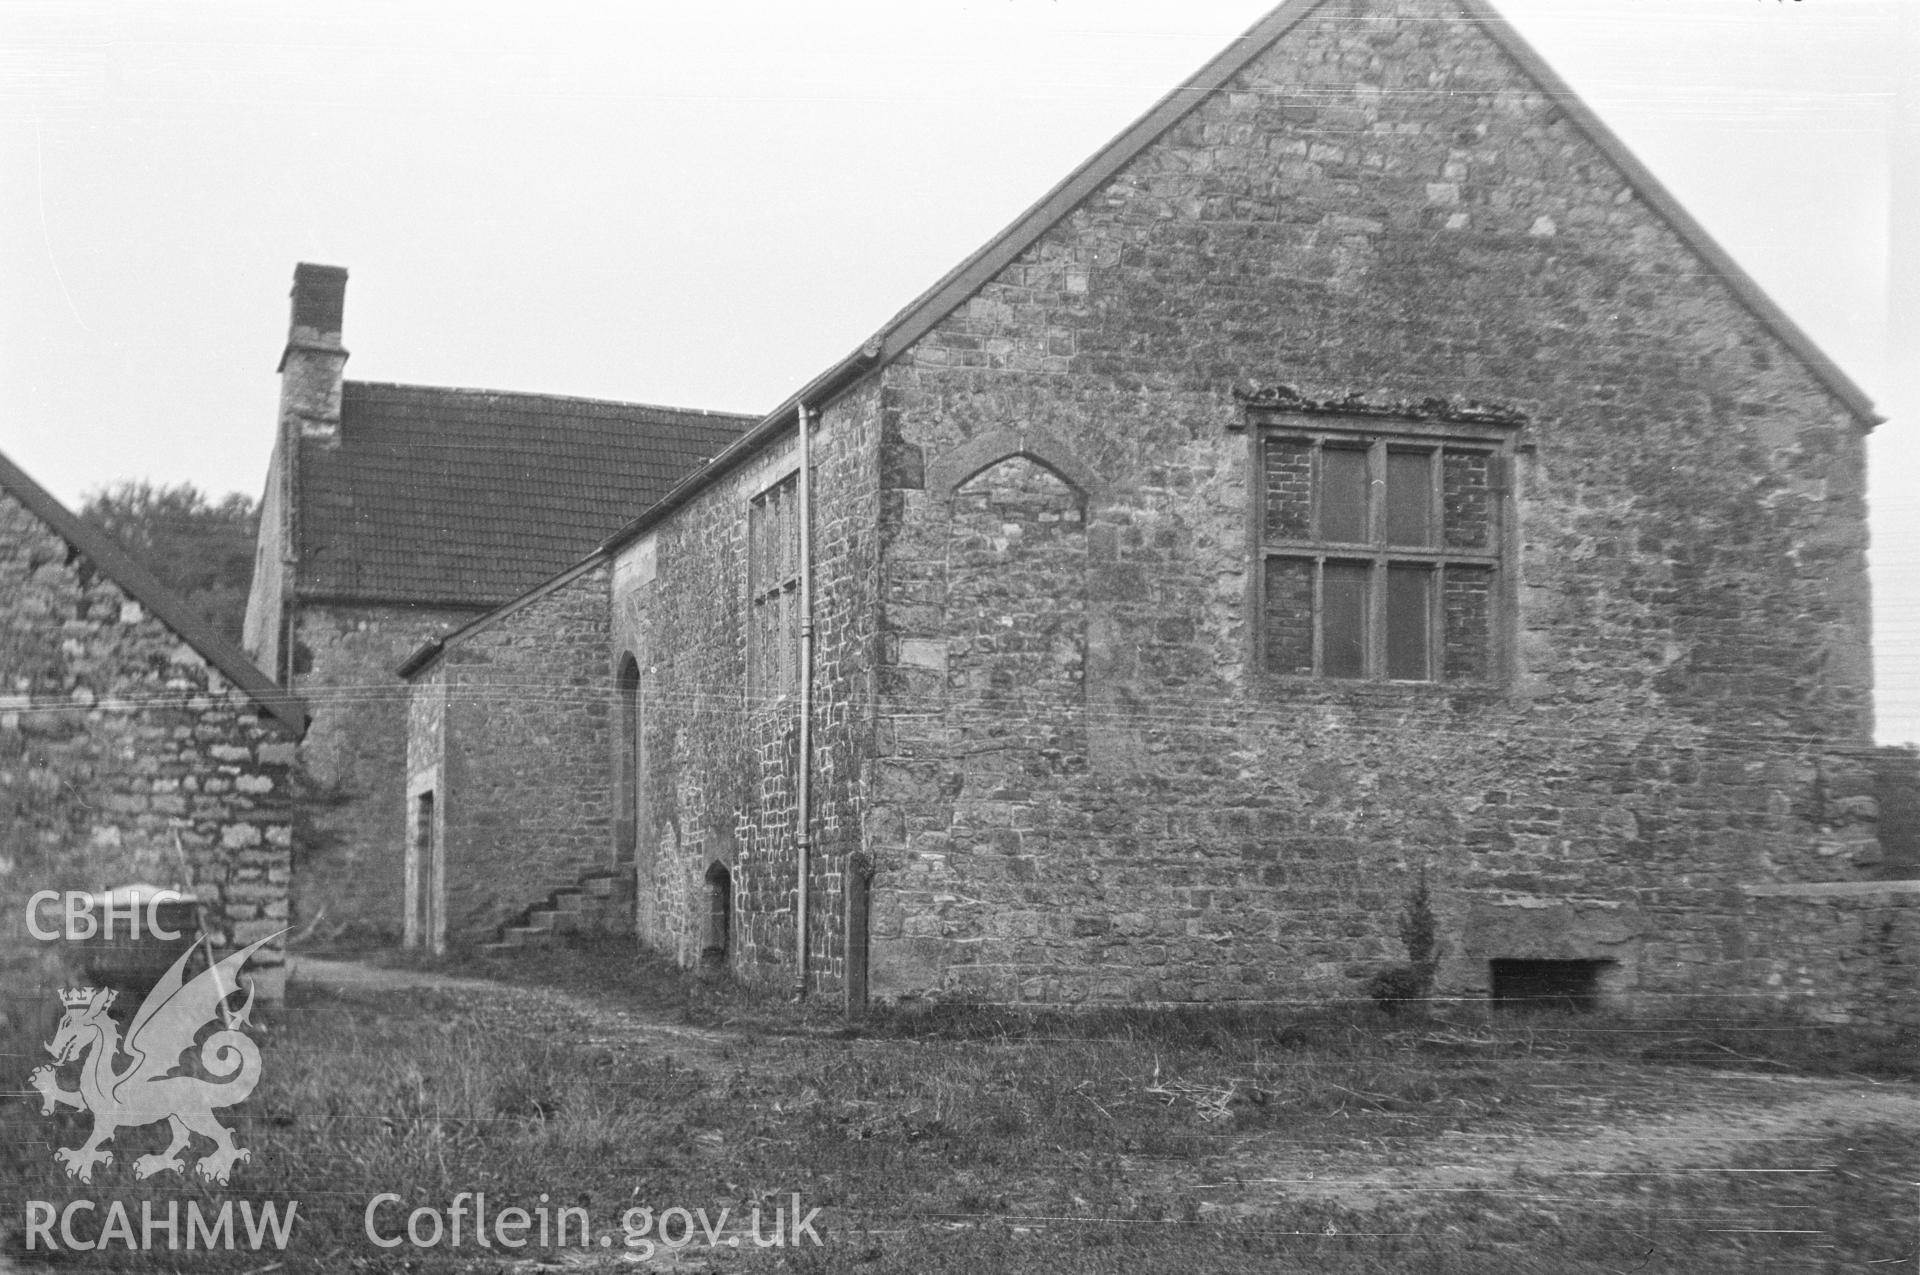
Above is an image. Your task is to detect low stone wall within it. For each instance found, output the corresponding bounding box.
[1741,881,1920,1028]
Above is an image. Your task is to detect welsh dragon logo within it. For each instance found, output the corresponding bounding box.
[28,932,281,1185]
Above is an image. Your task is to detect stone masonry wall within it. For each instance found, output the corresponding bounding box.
[293,601,480,941]
[612,383,882,995]
[1,486,297,1008]
[410,564,615,943]
[863,0,1886,1016]
[1741,883,1920,1027]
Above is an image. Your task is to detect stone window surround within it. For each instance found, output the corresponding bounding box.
[925,423,1106,505]
[1246,409,1521,686]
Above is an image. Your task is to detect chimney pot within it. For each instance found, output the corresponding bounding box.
[279,262,349,444]
[290,262,348,337]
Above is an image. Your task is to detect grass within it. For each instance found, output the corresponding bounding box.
[4,938,1915,1272]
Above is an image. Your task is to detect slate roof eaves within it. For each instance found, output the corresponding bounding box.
[0,448,308,736]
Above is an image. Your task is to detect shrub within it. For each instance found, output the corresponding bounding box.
[1370,871,1438,1014]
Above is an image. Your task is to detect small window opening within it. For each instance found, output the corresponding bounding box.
[1490,958,1610,1012]
[702,863,731,966]
[845,858,872,1016]
[617,655,640,863]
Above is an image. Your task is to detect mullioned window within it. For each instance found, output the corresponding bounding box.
[1247,405,1518,684]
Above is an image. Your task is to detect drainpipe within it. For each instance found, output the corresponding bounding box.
[795,402,815,998]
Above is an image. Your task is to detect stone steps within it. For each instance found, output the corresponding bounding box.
[479,869,632,955]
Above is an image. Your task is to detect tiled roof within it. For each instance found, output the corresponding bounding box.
[297,382,752,606]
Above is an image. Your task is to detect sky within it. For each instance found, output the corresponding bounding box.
[0,0,1910,736]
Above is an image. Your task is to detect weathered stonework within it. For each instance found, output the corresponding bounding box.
[1740,882,1920,1027]
[857,0,1882,1016]
[404,0,1902,1025]
[403,563,615,946]
[1,477,300,1012]
[293,601,480,941]
[610,384,883,992]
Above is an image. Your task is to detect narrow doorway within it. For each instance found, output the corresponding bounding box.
[412,791,438,951]
[845,859,871,1014]
[617,655,640,864]
[703,863,731,967]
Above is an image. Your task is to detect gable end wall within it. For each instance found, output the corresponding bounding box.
[1,486,296,1013]
[864,0,1880,1013]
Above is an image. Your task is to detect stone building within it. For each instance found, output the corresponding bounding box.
[1,448,305,1007]
[398,557,620,952]
[242,264,752,940]
[404,0,1913,1023]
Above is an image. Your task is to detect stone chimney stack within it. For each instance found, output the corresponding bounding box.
[278,263,349,447]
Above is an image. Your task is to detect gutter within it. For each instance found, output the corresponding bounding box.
[795,402,816,999]
[394,639,445,681]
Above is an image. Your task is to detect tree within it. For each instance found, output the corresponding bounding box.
[81,482,258,647]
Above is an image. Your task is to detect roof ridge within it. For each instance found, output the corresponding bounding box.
[862,0,1875,428]
[0,448,307,735]
[862,0,1331,361]
[343,380,759,420]
[600,0,1879,552]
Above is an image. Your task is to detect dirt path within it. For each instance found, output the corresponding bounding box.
[1202,1068,1920,1212]
[289,956,735,1070]
[291,957,1917,1230]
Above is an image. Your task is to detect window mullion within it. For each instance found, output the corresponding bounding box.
[1311,557,1324,676]
[1308,441,1322,541]
[1310,441,1322,675]
[1430,559,1443,683]
[1429,454,1444,682]
[1368,440,1384,545]
[1369,442,1385,679]
[1370,555,1385,680]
